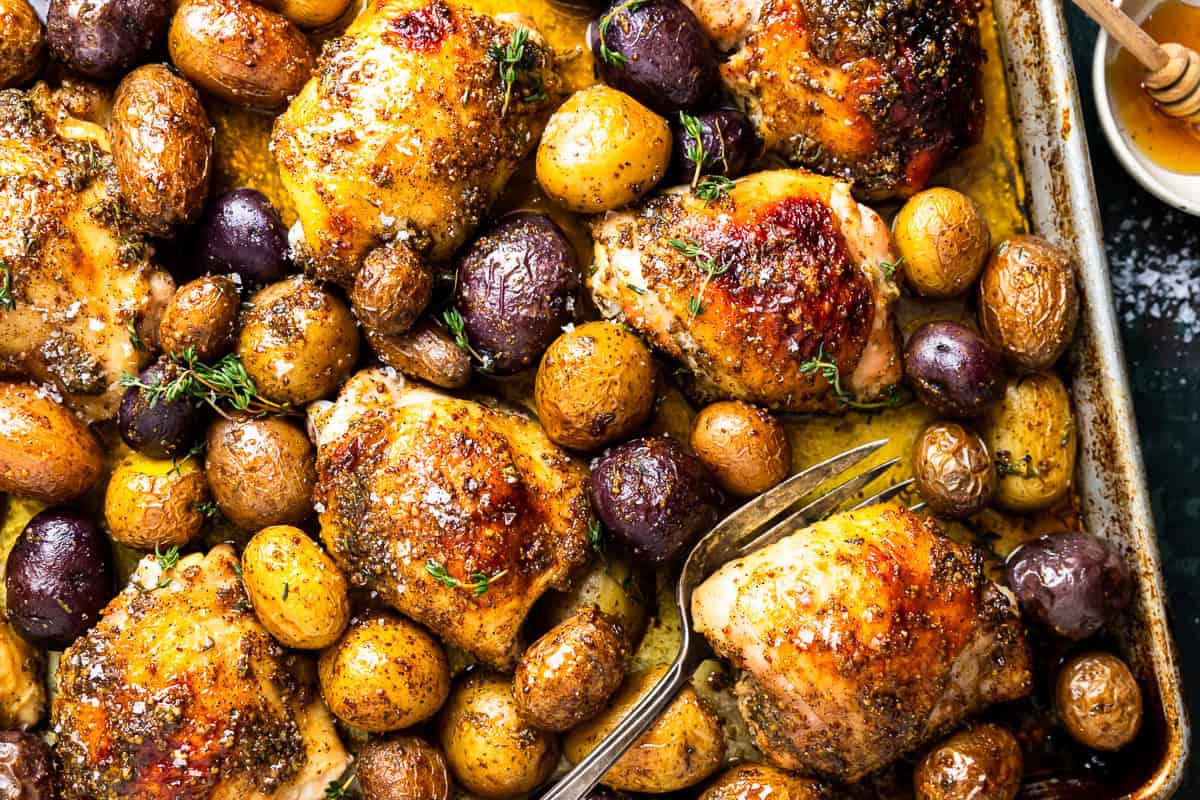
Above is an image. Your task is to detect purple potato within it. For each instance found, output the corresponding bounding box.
[590,435,721,564]
[5,509,114,649]
[904,321,1005,417]
[117,359,205,458]
[1005,531,1133,640]
[588,0,720,114]
[455,212,580,374]
[194,188,288,284]
[0,731,58,800]
[670,109,760,184]
[46,0,170,81]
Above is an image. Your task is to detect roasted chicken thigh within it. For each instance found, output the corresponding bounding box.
[590,169,901,412]
[692,504,1033,782]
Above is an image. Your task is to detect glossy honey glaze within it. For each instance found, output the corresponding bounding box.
[1108,0,1200,174]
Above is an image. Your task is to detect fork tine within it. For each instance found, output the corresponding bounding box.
[736,456,902,555]
[909,501,927,513]
[852,477,915,510]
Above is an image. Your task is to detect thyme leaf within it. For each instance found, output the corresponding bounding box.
[425,559,508,597]
[597,0,650,66]
[0,259,14,310]
[669,237,730,320]
[588,518,605,556]
[442,307,485,361]
[195,500,219,517]
[799,343,907,411]
[695,175,735,203]
[489,27,538,116]
[126,318,145,352]
[324,776,358,800]
[155,545,180,589]
[625,282,647,295]
[679,113,706,189]
[880,256,904,280]
[169,441,206,477]
[119,347,293,419]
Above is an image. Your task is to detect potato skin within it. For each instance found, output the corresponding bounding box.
[366,318,471,389]
[979,236,1079,371]
[537,86,671,213]
[700,764,829,800]
[690,401,791,497]
[0,0,45,89]
[893,187,990,299]
[1056,652,1142,751]
[168,0,314,111]
[242,525,349,649]
[535,321,657,451]
[980,371,1076,513]
[439,672,559,799]
[103,451,209,549]
[238,276,360,405]
[514,606,628,732]
[912,422,996,518]
[319,612,450,732]
[564,665,725,792]
[258,0,351,28]
[0,382,103,503]
[914,723,1023,800]
[159,275,241,361]
[356,735,452,800]
[204,414,316,531]
[351,243,432,336]
[537,557,651,647]
[0,621,45,729]
[111,64,212,236]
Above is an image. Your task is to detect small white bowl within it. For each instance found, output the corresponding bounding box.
[1092,0,1200,215]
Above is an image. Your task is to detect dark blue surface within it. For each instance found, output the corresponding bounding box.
[1065,7,1199,791]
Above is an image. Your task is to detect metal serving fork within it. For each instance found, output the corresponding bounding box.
[539,437,915,800]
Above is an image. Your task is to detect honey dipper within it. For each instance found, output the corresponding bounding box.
[1073,0,1200,121]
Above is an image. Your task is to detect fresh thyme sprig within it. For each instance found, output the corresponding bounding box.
[879,256,904,280]
[442,307,485,362]
[155,545,180,589]
[0,259,15,311]
[669,237,730,320]
[324,776,358,800]
[799,343,907,411]
[425,559,509,597]
[489,27,538,116]
[169,441,206,477]
[695,175,735,203]
[126,318,145,352]
[679,113,707,189]
[588,518,605,556]
[119,347,293,420]
[195,500,219,517]
[596,0,650,66]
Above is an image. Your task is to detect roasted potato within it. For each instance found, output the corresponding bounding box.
[690,401,791,496]
[564,665,725,792]
[260,0,352,28]
[914,723,1023,800]
[319,612,450,732]
[537,86,672,213]
[912,422,996,518]
[979,235,1079,371]
[1056,652,1142,751]
[700,764,829,800]
[103,450,210,550]
[351,243,432,336]
[537,556,651,647]
[242,525,349,650]
[238,276,360,405]
[204,414,316,531]
[159,275,240,361]
[0,730,58,798]
[0,0,45,89]
[893,187,990,298]
[110,64,212,236]
[168,0,314,111]
[514,606,628,732]
[980,371,1076,512]
[0,621,44,729]
[356,735,452,800]
[366,318,471,389]
[439,671,559,799]
[46,0,169,80]
[535,321,657,451]
[0,382,103,503]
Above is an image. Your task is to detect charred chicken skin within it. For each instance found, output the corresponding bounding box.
[692,504,1033,782]
[590,169,901,413]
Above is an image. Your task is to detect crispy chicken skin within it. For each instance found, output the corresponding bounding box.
[271,0,562,286]
[52,546,349,800]
[684,0,984,198]
[692,504,1032,782]
[589,169,901,412]
[309,369,592,668]
[0,85,172,421]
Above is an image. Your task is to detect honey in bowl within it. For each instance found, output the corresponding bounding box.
[1108,0,1200,173]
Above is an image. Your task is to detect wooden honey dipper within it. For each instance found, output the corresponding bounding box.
[1073,0,1200,121]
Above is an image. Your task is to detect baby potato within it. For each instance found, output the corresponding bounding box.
[690,401,791,497]
[110,64,212,236]
[104,451,209,550]
[242,525,349,649]
[980,371,1076,513]
[912,422,996,519]
[914,724,1023,800]
[0,621,45,729]
[356,735,452,800]
[537,556,651,647]
[205,414,316,531]
[564,665,725,793]
[260,0,351,28]
[1056,652,1143,751]
[320,612,450,732]
[168,0,314,111]
[979,235,1079,371]
[0,0,45,89]
[238,276,360,405]
[351,243,433,336]
[439,672,559,799]
[514,606,628,732]
[537,86,671,213]
[0,382,103,503]
[159,275,240,361]
[700,764,828,800]
[535,321,657,451]
[893,187,990,298]
[366,318,471,389]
